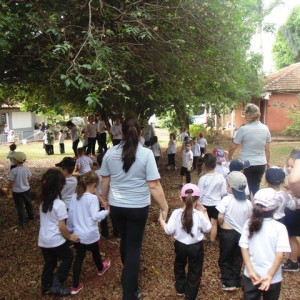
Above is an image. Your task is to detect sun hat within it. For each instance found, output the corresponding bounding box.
[227,171,247,200]
[180,183,200,197]
[55,157,76,168]
[229,159,250,172]
[265,167,285,185]
[253,188,279,211]
[212,147,225,163]
[13,152,27,163]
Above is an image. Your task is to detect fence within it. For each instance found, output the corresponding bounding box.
[0,130,44,144]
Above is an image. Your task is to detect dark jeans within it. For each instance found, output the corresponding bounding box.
[40,241,73,290]
[87,137,96,155]
[193,156,199,171]
[72,139,79,156]
[12,189,34,224]
[218,228,242,287]
[243,275,281,300]
[168,153,176,167]
[97,132,107,153]
[73,241,103,288]
[45,144,54,155]
[174,240,204,300]
[110,205,149,300]
[180,166,191,183]
[59,143,65,154]
[100,205,109,238]
[243,165,266,197]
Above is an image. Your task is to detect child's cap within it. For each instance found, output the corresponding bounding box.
[253,188,278,211]
[229,159,250,172]
[212,147,225,163]
[13,152,27,163]
[265,167,285,185]
[55,157,76,168]
[227,171,247,200]
[180,183,200,197]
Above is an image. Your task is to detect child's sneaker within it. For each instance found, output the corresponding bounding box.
[282,259,299,272]
[134,289,142,299]
[71,283,84,295]
[221,283,238,291]
[97,259,111,276]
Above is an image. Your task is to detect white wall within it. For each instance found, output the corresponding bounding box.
[11,112,32,129]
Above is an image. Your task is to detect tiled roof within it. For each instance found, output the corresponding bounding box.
[264,62,300,92]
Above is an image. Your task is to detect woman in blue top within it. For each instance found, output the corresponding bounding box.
[100,116,168,300]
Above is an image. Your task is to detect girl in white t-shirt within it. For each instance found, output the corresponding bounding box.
[75,147,93,175]
[159,184,211,299]
[239,188,291,300]
[67,171,110,295]
[166,133,177,170]
[38,169,79,296]
[150,136,162,165]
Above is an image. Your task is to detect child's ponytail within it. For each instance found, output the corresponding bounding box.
[181,194,197,237]
[77,171,99,200]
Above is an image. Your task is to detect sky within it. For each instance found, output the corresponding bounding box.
[251,0,300,74]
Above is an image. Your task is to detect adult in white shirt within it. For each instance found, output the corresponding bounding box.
[96,115,108,153]
[85,116,97,156]
[110,116,122,145]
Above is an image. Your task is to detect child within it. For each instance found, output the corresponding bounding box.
[43,130,54,155]
[55,157,77,210]
[198,132,207,156]
[159,183,211,299]
[229,159,250,198]
[239,188,291,300]
[213,147,229,178]
[7,152,34,225]
[166,133,177,170]
[198,153,227,242]
[216,171,253,291]
[75,147,93,175]
[7,143,17,170]
[58,130,65,154]
[139,126,145,146]
[150,136,162,165]
[191,137,200,171]
[81,128,88,153]
[265,167,296,223]
[180,141,193,186]
[67,171,110,295]
[38,168,79,296]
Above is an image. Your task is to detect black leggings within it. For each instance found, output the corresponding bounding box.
[243,165,266,197]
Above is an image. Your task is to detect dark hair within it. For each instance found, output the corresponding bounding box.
[248,204,274,238]
[9,143,17,151]
[77,171,99,200]
[77,147,85,156]
[66,120,75,127]
[170,133,176,140]
[62,165,75,174]
[121,117,140,173]
[203,153,216,169]
[152,136,158,144]
[40,169,66,213]
[181,191,199,237]
[185,141,191,146]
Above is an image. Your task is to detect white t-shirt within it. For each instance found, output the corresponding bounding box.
[233,121,271,165]
[191,143,201,156]
[179,132,189,143]
[182,150,193,168]
[150,143,161,157]
[216,194,252,233]
[215,164,229,178]
[198,137,207,148]
[86,123,96,138]
[110,124,122,140]
[164,208,212,245]
[58,132,65,143]
[67,193,108,244]
[97,120,106,133]
[167,140,177,154]
[61,176,77,209]
[139,136,145,146]
[198,172,227,206]
[274,189,296,220]
[38,199,68,248]
[100,143,160,208]
[9,166,32,192]
[239,218,291,284]
[95,169,103,195]
[76,156,93,175]
[70,126,79,142]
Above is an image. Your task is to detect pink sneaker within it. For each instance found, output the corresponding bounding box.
[97,259,111,276]
[70,283,84,295]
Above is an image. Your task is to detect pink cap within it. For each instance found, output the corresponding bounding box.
[181,183,200,197]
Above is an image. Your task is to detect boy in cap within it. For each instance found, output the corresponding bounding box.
[55,157,77,210]
[216,171,253,291]
[7,152,34,225]
[239,188,290,300]
[213,147,229,178]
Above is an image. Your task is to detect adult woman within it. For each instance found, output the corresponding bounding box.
[66,121,79,157]
[100,117,168,300]
[228,103,271,197]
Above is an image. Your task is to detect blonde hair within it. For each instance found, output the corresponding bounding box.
[244,103,260,122]
[77,171,99,199]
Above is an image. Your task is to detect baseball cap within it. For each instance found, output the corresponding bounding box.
[229,159,250,172]
[227,171,247,200]
[13,152,27,163]
[180,183,200,197]
[55,157,76,168]
[212,147,225,163]
[253,188,278,211]
[265,167,285,185]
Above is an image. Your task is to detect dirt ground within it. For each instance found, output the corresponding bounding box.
[1,139,300,299]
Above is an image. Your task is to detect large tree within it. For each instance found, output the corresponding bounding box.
[0,0,263,121]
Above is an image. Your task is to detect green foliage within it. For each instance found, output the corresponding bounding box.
[189,125,206,139]
[273,5,300,69]
[283,98,300,136]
